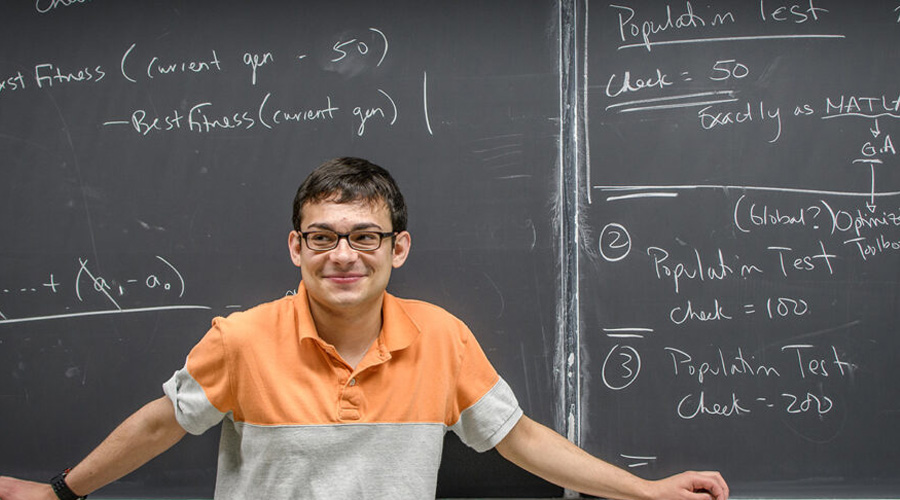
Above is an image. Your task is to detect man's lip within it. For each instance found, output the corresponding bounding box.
[325,274,365,282]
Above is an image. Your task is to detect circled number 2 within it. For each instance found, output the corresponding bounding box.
[599,223,631,262]
[602,344,641,391]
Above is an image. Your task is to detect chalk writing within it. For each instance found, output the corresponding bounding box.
[611,0,836,51]
[0,256,210,326]
[601,344,641,390]
[146,50,222,79]
[120,44,223,83]
[105,91,403,137]
[844,233,900,260]
[331,28,389,67]
[668,298,732,324]
[605,68,673,97]
[243,52,273,85]
[34,63,106,88]
[582,3,900,481]
[263,93,340,128]
[612,2,729,52]
[677,391,750,419]
[782,344,854,378]
[824,95,900,118]
[0,71,27,95]
[658,343,853,419]
[599,223,632,262]
[0,25,439,139]
[698,100,782,143]
[35,0,91,14]
[665,346,781,384]
[646,246,736,294]
[767,241,836,277]
[708,59,749,82]
[759,0,829,23]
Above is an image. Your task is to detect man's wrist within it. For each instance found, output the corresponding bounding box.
[49,469,88,500]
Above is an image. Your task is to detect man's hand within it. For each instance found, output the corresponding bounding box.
[648,470,730,500]
[0,396,185,500]
[496,415,730,500]
[0,476,57,500]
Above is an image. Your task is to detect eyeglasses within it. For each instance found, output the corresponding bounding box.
[297,230,397,252]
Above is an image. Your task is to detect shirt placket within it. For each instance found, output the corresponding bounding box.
[327,340,392,422]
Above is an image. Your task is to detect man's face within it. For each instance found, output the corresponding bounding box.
[288,197,410,317]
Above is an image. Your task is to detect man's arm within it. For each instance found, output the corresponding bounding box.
[0,395,187,500]
[495,415,729,500]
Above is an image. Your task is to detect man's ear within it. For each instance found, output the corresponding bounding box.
[288,231,303,268]
[391,231,411,269]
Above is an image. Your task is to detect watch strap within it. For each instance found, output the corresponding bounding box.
[50,469,88,500]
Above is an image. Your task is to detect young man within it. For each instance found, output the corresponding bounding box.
[0,158,729,500]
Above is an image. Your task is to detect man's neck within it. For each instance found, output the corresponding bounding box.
[308,295,384,369]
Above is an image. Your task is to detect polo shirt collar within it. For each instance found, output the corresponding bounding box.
[291,282,320,343]
[292,282,421,353]
[380,291,421,352]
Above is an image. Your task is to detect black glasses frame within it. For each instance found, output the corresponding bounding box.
[297,230,397,252]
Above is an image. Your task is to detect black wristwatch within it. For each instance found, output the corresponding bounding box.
[50,469,88,500]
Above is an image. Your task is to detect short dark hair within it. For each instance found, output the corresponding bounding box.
[292,157,408,232]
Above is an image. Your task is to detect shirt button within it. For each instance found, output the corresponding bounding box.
[340,409,360,421]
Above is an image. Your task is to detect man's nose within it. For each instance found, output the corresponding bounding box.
[329,237,359,263]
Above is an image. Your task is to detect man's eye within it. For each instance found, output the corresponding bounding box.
[354,232,378,241]
[310,233,334,242]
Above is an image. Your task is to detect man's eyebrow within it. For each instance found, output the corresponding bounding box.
[305,222,385,231]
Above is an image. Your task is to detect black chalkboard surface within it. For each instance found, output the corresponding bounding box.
[579,0,900,497]
[6,0,900,499]
[0,1,562,498]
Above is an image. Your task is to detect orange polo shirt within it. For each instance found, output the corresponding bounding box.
[163,282,523,499]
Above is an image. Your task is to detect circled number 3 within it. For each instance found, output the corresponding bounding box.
[602,344,641,391]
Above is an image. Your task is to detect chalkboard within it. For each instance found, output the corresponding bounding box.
[7,1,900,498]
[0,1,562,498]
[578,0,900,497]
